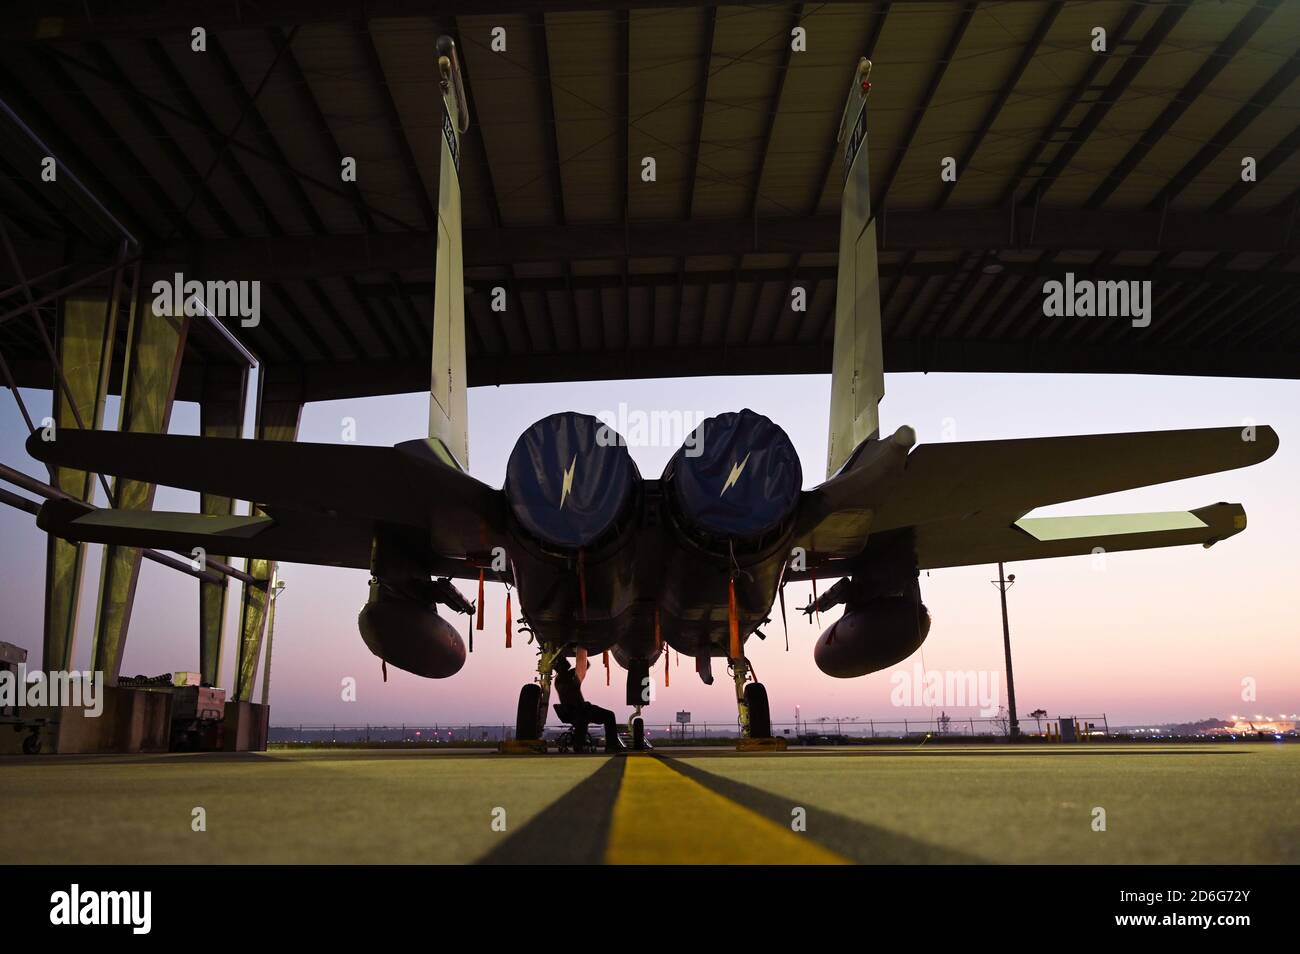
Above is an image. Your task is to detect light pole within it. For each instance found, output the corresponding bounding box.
[992,562,1020,739]
[261,573,287,707]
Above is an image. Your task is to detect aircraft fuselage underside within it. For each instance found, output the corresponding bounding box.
[507,476,793,660]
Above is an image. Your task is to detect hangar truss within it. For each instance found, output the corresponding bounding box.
[2,0,1299,401]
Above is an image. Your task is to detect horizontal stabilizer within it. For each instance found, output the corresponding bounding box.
[872,426,1277,534]
[36,497,501,580]
[38,497,372,569]
[916,502,1247,570]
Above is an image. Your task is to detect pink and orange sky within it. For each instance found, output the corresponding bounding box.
[2,370,1297,728]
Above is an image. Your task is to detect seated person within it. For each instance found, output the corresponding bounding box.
[552,655,626,754]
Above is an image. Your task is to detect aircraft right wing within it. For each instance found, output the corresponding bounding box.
[872,426,1277,534]
[791,425,1278,566]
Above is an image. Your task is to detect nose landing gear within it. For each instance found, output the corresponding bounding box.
[628,705,651,751]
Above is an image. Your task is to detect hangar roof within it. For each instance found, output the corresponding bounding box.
[1,0,1299,402]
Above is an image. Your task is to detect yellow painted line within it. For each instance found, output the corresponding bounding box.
[604,756,849,865]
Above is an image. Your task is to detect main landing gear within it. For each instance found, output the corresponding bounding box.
[517,645,780,752]
[731,657,775,743]
[515,642,564,741]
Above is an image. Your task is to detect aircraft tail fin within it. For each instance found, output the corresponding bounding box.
[428,36,471,470]
[826,58,883,479]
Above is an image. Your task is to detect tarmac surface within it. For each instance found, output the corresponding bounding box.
[1,743,1296,864]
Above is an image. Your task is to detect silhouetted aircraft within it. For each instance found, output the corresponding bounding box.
[28,48,1278,742]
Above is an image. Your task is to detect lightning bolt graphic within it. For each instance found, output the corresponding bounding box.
[720,452,751,496]
[559,455,577,509]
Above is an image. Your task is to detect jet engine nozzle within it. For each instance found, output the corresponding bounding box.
[358,599,467,678]
[813,596,932,678]
[504,412,640,551]
[663,408,802,551]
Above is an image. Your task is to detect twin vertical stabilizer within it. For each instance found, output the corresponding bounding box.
[428,36,471,470]
[826,59,884,478]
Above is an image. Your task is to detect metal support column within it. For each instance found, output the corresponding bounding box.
[43,294,118,672]
[233,366,303,701]
[90,269,188,684]
[197,362,249,687]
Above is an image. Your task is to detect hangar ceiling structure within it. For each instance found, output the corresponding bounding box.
[2,0,1299,403]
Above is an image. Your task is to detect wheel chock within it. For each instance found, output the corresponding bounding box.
[736,736,788,752]
[498,739,548,754]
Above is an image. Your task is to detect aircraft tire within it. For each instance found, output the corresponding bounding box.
[744,683,771,738]
[632,716,645,750]
[516,683,544,740]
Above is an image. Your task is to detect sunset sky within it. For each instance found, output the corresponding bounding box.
[2,370,1297,729]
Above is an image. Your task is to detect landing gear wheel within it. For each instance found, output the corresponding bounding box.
[631,717,645,751]
[22,732,41,755]
[744,683,771,738]
[515,684,544,740]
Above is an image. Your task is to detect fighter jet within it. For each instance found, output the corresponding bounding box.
[27,48,1278,743]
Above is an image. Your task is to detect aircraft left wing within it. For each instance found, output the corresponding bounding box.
[26,429,507,561]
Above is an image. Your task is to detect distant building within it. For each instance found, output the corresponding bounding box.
[1216,719,1296,736]
[1118,716,1298,737]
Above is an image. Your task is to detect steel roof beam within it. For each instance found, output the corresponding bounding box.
[274,27,427,354]
[122,208,1300,278]
[207,33,381,361]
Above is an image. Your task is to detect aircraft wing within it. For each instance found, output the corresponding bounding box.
[791,425,1277,565]
[26,429,508,562]
[871,426,1277,533]
[915,502,1248,569]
